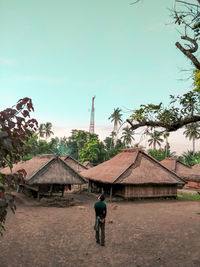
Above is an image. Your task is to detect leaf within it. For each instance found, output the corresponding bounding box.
[22,110,29,117]
[16,103,22,111]
[8,121,15,129]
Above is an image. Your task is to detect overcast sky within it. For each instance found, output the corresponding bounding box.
[0,0,198,154]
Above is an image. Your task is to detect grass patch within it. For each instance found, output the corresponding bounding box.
[178,192,200,201]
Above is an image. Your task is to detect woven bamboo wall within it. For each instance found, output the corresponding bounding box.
[124,184,177,198]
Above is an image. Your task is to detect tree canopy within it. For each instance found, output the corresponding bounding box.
[127,0,200,132]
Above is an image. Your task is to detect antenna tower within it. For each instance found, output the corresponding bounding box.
[89,96,95,134]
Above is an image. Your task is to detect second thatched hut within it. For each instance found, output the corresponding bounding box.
[81,148,185,200]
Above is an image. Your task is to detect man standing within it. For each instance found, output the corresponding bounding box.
[94,194,107,246]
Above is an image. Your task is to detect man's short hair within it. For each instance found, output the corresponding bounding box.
[100,194,105,201]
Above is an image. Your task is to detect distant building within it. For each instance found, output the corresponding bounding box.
[160,158,200,190]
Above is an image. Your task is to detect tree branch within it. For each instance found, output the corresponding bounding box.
[127,115,200,132]
[176,36,200,70]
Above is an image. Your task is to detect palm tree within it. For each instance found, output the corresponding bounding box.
[108,108,123,133]
[147,130,164,150]
[121,126,135,148]
[183,123,200,152]
[180,150,200,166]
[44,122,54,141]
[108,108,123,145]
[38,123,45,140]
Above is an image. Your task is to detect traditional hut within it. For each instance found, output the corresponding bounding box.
[160,158,200,190]
[0,154,86,199]
[61,155,88,173]
[80,148,185,200]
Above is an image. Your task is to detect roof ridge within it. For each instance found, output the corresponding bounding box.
[113,150,140,184]
[63,154,87,169]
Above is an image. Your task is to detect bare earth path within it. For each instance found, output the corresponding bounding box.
[0,193,200,267]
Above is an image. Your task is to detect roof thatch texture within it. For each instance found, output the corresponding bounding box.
[160,158,200,182]
[82,161,93,168]
[192,163,200,171]
[61,155,87,173]
[0,154,55,180]
[0,154,86,185]
[80,149,185,185]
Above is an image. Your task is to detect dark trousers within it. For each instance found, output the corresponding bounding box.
[96,221,105,245]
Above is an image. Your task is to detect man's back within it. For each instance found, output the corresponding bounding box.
[94,201,107,219]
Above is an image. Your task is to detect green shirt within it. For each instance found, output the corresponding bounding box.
[94,201,107,219]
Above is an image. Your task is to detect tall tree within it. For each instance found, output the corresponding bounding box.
[183,123,200,152]
[44,122,54,141]
[127,1,200,132]
[38,123,45,140]
[147,131,164,150]
[108,108,123,145]
[108,108,123,133]
[121,126,135,148]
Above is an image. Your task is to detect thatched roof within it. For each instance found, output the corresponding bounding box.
[0,154,86,185]
[80,148,185,185]
[190,163,200,182]
[61,155,87,173]
[160,158,200,182]
[82,161,93,169]
[192,163,200,170]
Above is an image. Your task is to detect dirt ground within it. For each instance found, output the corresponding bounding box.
[0,192,200,267]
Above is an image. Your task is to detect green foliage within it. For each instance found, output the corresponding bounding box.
[194,69,200,93]
[129,90,200,132]
[79,137,101,164]
[179,150,200,166]
[103,137,125,160]
[108,108,123,133]
[148,148,176,162]
[121,126,135,147]
[44,122,54,140]
[147,130,164,150]
[178,192,200,201]
[183,122,200,152]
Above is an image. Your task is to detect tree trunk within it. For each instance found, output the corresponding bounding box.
[193,137,195,153]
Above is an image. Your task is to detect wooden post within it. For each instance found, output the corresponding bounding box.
[110,186,113,202]
[50,184,53,196]
[61,185,65,197]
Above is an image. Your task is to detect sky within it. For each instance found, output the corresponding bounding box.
[0,0,199,154]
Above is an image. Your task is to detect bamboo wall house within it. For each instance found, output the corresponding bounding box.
[81,148,185,200]
[0,154,86,199]
[160,158,200,190]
